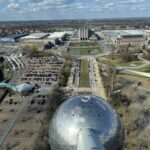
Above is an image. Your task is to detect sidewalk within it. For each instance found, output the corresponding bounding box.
[94,59,107,100]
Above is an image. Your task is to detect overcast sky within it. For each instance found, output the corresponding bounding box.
[0,0,150,21]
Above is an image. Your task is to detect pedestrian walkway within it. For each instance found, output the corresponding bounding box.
[126,70,150,78]
[94,59,107,100]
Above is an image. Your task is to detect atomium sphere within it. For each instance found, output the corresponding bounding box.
[49,96,124,150]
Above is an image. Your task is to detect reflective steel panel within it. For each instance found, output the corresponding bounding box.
[49,96,124,150]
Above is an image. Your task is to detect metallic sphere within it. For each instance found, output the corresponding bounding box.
[49,96,124,150]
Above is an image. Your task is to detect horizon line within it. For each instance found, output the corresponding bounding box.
[0,17,150,22]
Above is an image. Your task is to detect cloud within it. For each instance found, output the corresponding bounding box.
[96,2,114,10]
[121,0,145,4]
[28,0,70,4]
[131,5,147,11]
[7,3,20,9]
[104,2,114,8]
[0,0,149,21]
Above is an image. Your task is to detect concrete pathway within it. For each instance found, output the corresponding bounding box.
[94,59,107,100]
[125,70,150,78]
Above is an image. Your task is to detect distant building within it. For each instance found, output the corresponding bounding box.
[89,34,98,41]
[48,32,66,45]
[71,28,98,41]
[0,38,15,43]
[118,34,146,46]
[20,33,49,41]
[48,32,66,40]
[79,28,89,41]
[99,30,148,46]
[70,30,80,41]
[5,33,28,42]
[70,28,98,41]
[48,31,73,42]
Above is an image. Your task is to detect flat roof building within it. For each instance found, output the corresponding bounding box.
[70,30,80,41]
[20,33,49,40]
[0,38,15,43]
[48,31,73,41]
[119,34,146,46]
[100,30,149,46]
[5,33,28,41]
[0,33,28,43]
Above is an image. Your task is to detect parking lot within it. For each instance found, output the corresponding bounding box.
[0,55,64,149]
[0,92,23,145]
[20,56,64,87]
[0,90,51,150]
[71,57,80,96]
[88,57,97,95]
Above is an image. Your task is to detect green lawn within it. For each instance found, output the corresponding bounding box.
[68,42,102,56]
[68,48,100,55]
[70,42,99,47]
[119,45,137,49]
[79,60,90,87]
[97,57,143,67]
[78,92,92,95]
[133,64,150,73]
[117,74,150,89]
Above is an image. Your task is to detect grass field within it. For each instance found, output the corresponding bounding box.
[132,64,150,73]
[117,74,150,89]
[78,92,92,95]
[79,60,90,87]
[68,42,101,55]
[70,42,99,47]
[68,48,100,55]
[97,56,143,67]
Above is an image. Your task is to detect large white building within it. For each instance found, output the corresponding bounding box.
[48,32,66,41]
[20,33,49,41]
[48,31,74,45]
[48,31,74,40]
[78,28,89,41]
[98,30,150,46]
[19,31,75,46]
